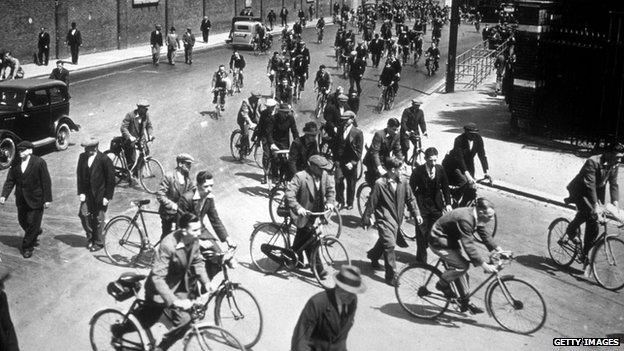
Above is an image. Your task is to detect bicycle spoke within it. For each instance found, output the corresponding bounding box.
[593,237,624,290]
[488,278,547,334]
[214,286,263,348]
[395,264,449,319]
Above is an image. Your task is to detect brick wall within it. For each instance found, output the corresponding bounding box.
[123,2,166,49]
[67,0,118,54]
[0,1,56,62]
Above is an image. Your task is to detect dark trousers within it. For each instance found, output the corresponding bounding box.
[348,75,362,95]
[567,199,599,258]
[368,233,397,281]
[202,30,209,43]
[238,122,251,153]
[281,16,287,26]
[160,214,176,239]
[37,47,49,65]
[335,163,357,206]
[184,45,193,63]
[131,299,191,350]
[16,204,43,251]
[122,139,137,171]
[0,291,19,351]
[79,202,106,246]
[167,46,176,64]
[371,52,381,67]
[416,207,442,263]
[70,45,80,64]
[269,20,274,30]
[292,224,322,271]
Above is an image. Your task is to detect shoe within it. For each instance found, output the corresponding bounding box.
[567,233,581,245]
[385,274,396,286]
[346,205,354,210]
[366,253,381,270]
[435,281,457,299]
[221,106,225,111]
[459,300,484,314]
[22,249,33,259]
[90,244,104,252]
[110,323,124,338]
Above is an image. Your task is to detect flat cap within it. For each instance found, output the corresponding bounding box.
[137,99,150,107]
[80,138,99,148]
[303,122,319,134]
[340,110,356,119]
[308,155,333,170]
[16,141,34,150]
[176,153,195,164]
[463,122,479,132]
[338,94,349,102]
[411,99,422,105]
[265,98,278,107]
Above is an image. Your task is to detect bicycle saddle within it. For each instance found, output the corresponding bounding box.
[133,199,150,206]
[118,272,147,284]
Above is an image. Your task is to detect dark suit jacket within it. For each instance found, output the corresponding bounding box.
[362,129,402,173]
[453,133,489,176]
[121,110,153,140]
[567,155,619,206]
[285,169,336,228]
[1,156,52,209]
[268,110,299,149]
[291,289,357,351]
[333,126,363,168]
[38,32,50,49]
[442,148,470,186]
[410,164,451,212]
[66,29,82,47]
[200,19,212,32]
[150,30,163,46]
[156,171,195,216]
[177,191,229,242]
[429,207,497,266]
[289,136,320,177]
[400,106,426,137]
[49,68,70,86]
[363,176,419,244]
[76,152,115,211]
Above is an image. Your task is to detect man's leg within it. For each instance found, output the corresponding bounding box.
[239,122,250,152]
[382,240,397,283]
[367,229,385,264]
[188,47,193,63]
[0,291,19,351]
[355,78,362,95]
[44,48,49,65]
[292,225,313,266]
[582,211,599,260]
[334,165,346,206]
[202,31,208,43]
[344,164,357,207]
[430,246,470,298]
[566,199,590,243]
[91,209,106,247]
[159,307,192,350]
[79,202,93,246]
[21,207,43,255]
[349,75,355,92]
[37,49,43,65]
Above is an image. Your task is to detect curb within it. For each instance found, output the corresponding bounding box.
[480,178,575,210]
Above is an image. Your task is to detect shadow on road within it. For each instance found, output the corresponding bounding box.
[239,186,270,198]
[0,235,22,249]
[350,259,389,285]
[514,254,583,276]
[54,234,88,248]
[235,171,264,182]
[339,214,362,229]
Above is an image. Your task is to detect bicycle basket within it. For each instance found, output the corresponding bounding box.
[107,273,144,302]
[109,136,124,154]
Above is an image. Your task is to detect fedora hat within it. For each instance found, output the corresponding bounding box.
[333,265,366,294]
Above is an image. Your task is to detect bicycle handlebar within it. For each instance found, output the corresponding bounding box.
[305,209,332,216]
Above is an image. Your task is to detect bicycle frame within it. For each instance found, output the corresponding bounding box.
[125,206,163,249]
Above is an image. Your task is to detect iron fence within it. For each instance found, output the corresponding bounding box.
[455,39,510,90]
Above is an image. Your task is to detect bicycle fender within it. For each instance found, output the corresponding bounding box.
[128,313,153,350]
[483,274,515,317]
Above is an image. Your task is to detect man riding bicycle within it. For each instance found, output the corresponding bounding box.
[292,54,309,99]
[400,99,427,163]
[120,99,154,172]
[316,17,325,43]
[267,51,283,88]
[429,198,506,314]
[211,65,228,110]
[425,42,440,73]
[362,118,402,186]
[378,61,399,105]
[453,122,489,179]
[314,64,332,97]
[229,51,246,89]
[442,145,477,207]
[253,99,278,184]
[236,91,261,154]
[112,213,211,351]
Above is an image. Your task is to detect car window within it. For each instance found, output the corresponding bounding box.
[25,89,49,109]
[0,89,23,110]
[236,25,250,31]
[49,87,67,104]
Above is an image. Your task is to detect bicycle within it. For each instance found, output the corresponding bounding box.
[105,138,165,194]
[89,274,245,351]
[448,177,498,240]
[547,206,624,291]
[229,126,263,168]
[230,69,242,94]
[405,132,425,169]
[314,88,329,119]
[425,55,439,77]
[103,199,164,267]
[265,149,290,191]
[212,87,226,119]
[199,248,263,349]
[394,252,547,335]
[249,210,348,289]
[376,84,395,113]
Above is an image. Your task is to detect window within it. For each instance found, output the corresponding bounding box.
[25,89,49,109]
[236,25,250,31]
[0,89,23,110]
[49,87,66,104]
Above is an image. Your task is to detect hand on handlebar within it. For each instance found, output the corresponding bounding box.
[481,262,498,274]
[296,207,308,217]
[173,298,194,310]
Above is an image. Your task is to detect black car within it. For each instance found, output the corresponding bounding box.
[0,78,79,169]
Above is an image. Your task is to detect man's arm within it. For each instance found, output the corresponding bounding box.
[288,141,300,177]
[580,159,599,206]
[439,166,452,206]
[39,159,53,203]
[457,220,486,266]
[290,298,317,351]
[0,167,16,200]
[391,134,403,161]
[206,198,229,241]
[608,166,619,205]
[156,174,177,211]
[351,129,364,167]
[370,132,383,172]
[289,115,300,141]
[285,175,304,213]
[150,244,177,306]
[362,181,380,225]
[144,116,154,138]
[76,155,86,195]
[103,155,115,201]
[417,110,427,134]
[120,113,133,139]
[404,183,420,219]
[400,109,410,133]
[476,135,489,174]
[191,248,210,288]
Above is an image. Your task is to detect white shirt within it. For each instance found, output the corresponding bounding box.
[426,164,435,179]
[20,157,30,173]
[468,140,474,151]
[71,29,77,36]
[87,154,96,167]
[388,178,398,193]
[342,124,353,140]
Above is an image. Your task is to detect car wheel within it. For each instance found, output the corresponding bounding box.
[0,137,16,170]
[55,123,70,151]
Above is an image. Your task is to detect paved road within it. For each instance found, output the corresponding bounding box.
[1,22,621,351]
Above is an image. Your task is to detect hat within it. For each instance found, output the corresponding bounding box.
[80,138,99,148]
[250,91,262,97]
[278,103,290,112]
[338,94,349,102]
[411,99,422,105]
[303,122,319,135]
[265,98,278,107]
[463,122,478,133]
[137,99,150,107]
[340,111,356,120]
[308,155,333,170]
[176,153,195,164]
[333,265,366,294]
[16,141,34,151]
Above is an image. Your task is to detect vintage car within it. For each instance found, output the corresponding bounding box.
[226,16,264,48]
[0,78,79,169]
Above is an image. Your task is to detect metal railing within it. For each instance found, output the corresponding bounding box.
[455,39,510,90]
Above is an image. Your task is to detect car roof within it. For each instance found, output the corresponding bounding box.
[0,78,66,90]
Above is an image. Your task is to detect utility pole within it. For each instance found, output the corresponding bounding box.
[445,0,460,93]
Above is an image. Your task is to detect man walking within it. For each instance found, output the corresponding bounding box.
[267,10,277,30]
[291,265,365,351]
[37,27,50,66]
[65,22,82,64]
[166,27,180,65]
[362,157,422,285]
[76,138,115,252]
[150,25,164,66]
[200,16,211,43]
[453,123,489,178]
[182,28,195,64]
[333,111,363,210]
[0,141,52,258]
[49,60,69,87]
[280,7,289,27]
[410,147,452,263]
[157,154,196,238]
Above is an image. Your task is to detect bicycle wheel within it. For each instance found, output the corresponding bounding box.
[268,186,286,225]
[401,209,418,240]
[138,157,165,194]
[356,182,371,217]
[311,237,350,289]
[253,142,263,168]
[486,277,547,335]
[89,309,145,351]
[592,236,624,291]
[103,216,145,267]
[184,325,244,351]
[214,285,264,349]
[230,130,243,160]
[320,207,342,239]
[104,150,128,185]
[547,217,577,267]
[395,263,449,319]
[356,160,363,181]
[376,91,385,113]
[249,223,289,273]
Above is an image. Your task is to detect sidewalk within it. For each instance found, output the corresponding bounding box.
[21,18,333,79]
[360,74,623,209]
